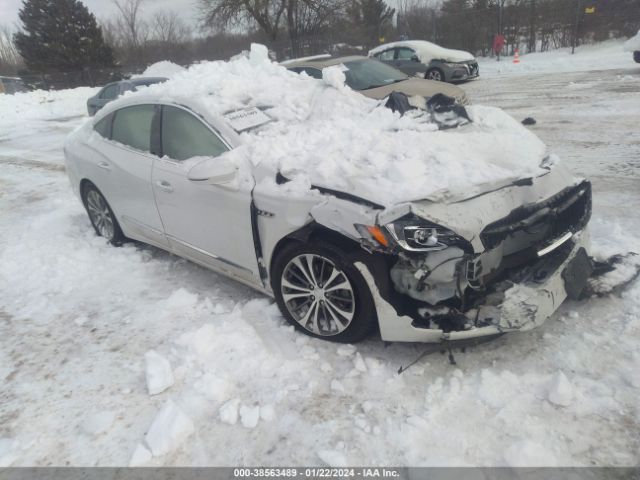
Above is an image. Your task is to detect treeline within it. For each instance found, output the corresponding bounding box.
[399,0,640,56]
[1,0,638,80]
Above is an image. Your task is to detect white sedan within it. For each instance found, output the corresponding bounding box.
[64,47,595,344]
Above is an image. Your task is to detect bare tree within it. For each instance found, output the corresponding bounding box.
[112,0,148,48]
[151,10,190,44]
[199,0,287,42]
[0,25,23,75]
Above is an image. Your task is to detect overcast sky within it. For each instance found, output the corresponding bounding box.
[0,0,201,29]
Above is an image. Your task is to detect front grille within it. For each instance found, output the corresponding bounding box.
[480,181,592,250]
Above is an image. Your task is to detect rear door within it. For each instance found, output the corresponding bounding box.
[91,104,168,247]
[151,105,260,284]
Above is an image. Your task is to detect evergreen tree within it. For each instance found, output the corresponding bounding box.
[14,0,115,72]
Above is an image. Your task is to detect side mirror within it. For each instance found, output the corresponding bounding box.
[188,157,237,184]
[411,55,420,62]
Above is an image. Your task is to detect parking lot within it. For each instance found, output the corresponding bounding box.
[1,62,639,467]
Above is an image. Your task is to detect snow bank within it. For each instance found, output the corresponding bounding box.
[105,44,548,205]
[480,39,634,77]
[138,61,185,78]
[624,30,640,52]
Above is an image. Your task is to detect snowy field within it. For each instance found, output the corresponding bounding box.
[1,42,639,467]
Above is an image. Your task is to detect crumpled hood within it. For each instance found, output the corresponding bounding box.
[404,165,581,252]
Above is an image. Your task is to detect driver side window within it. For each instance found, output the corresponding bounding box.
[396,47,416,60]
[161,106,229,161]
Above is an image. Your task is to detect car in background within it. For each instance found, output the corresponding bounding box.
[624,30,640,63]
[0,76,30,94]
[87,77,167,116]
[283,55,470,105]
[369,40,479,83]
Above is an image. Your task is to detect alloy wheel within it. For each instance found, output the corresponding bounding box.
[86,189,115,240]
[280,254,355,336]
[427,70,442,81]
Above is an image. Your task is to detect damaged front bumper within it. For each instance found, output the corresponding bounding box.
[356,229,591,343]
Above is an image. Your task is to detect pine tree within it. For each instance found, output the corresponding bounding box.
[14,0,115,73]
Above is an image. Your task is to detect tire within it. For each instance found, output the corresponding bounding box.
[425,68,444,82]
[271,241,377,343]
[81,182,125,246]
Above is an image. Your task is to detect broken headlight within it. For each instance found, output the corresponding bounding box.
[385,217,467,252]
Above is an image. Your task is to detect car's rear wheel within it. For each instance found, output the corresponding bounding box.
[271,242,376,343]
[82,183,125,245]
[425,68,444,81]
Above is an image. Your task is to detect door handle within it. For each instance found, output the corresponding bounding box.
[156,180,174,193]
[97,161,111,171]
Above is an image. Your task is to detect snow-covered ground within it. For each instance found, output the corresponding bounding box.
[1,46,639,467]
[479,39,637,76]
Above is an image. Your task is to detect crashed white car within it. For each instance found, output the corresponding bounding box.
[64,45,596,344]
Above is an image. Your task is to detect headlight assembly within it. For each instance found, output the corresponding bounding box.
[355,215,469,253]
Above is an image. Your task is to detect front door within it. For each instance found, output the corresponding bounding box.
[151,105,260,285]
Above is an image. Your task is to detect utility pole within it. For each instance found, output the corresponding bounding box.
[572,0,582,54]
[497,0,504,61]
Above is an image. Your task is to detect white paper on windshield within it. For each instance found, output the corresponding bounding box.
[224,107,272,132]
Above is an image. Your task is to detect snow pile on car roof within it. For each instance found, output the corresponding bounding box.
[624,30,640,52]
[138,60,185,78]
[369,40,475,63]
[115,44,553,205]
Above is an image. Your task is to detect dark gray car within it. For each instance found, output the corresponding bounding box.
[369,41,479,83]
[87,77,167,116]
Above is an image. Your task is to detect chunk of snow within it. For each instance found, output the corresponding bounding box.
[503,440,558,466]
[317,449,348,467]
[250,43,269,65]
[145,400,195,457]
[145,350,174,395]
[165,288,198,309]
[322,65,347,90]
[139,61,185,78]
[354,353,367,373]
[129,443,152,466]
[219,398,240,425]
[547,371,574,407]
[239,405,260,429]
[81,411,115,436]
[337,345,356,357]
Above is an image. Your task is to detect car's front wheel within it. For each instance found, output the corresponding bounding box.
[271,242,376,343]
[81,182,125,245]
[425,68,444,81]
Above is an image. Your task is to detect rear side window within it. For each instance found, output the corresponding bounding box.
[289,67,323,79]
[111,105,156,152]
[376,49,395,61]
[101,84,119,99]
[161,106,228,161]
[94,113,113,138]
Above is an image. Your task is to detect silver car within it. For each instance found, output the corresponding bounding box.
[64,81,594,345]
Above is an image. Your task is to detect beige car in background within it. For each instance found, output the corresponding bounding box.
[283,55,470,105]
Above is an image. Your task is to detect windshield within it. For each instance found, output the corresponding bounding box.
[342,59,408,90]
